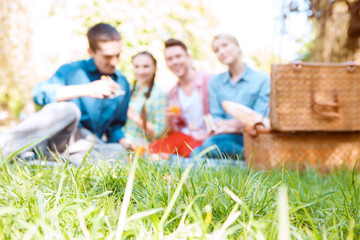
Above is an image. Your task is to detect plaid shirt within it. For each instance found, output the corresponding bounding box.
[124,84,168,143]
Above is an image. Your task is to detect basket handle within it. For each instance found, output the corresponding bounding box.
[311,90,341,118]
[346,62,357,72]
[246,122,271,137]
[291,61,303,71]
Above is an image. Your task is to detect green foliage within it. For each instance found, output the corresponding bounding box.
[0,0,219,121]
[73,0,219,86]
[0,0,36,120]
[286,0,360,62]
[0,155,359,239]
[0,88,24,118]
[250,49,283,74]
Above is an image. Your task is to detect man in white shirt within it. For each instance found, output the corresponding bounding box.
[149,38,212,158]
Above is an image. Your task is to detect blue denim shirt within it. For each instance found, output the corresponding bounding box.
[209,65,270,121]
[32,58,130,143]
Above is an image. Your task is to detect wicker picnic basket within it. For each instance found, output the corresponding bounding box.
[243,128,360,172]
[270,62,360,131]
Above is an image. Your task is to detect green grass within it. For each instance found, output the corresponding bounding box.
[0,154,359,239]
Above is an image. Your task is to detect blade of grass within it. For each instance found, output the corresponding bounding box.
[126,208,163,223]
[78,209,91,240]
[54,172,66,207]
[159,165,192,228]
[115,154,139,240]
[277,185,290,240]
[2,136,46,166]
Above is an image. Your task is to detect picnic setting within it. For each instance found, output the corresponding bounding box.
[0,0,360,239]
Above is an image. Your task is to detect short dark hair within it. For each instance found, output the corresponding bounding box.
[164,38,187,52]
[87,23,122,51]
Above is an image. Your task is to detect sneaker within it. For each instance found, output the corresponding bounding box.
[21,151,38,161]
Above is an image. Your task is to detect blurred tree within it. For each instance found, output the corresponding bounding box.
[250,49,283,74]
[0,0,37,122]
[77,0,219,88]
[284,0,360,62]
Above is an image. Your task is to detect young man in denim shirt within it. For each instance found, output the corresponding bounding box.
[0,23,130,164]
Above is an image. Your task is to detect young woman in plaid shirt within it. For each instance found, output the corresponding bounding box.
[122,51,168,150]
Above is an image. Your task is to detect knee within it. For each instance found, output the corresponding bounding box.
[201,136,218,148]
[45,102,81,123]
[190,136,222,158]
[65,102,81,122]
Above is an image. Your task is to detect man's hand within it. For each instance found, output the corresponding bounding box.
[55,75,123,102]
[165,106,180,128]
[165,106,179,122]
[86,75,122,99]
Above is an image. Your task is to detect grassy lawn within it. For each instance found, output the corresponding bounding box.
[0,155,359,239]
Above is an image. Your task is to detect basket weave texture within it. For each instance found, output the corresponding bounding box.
[244,131,360,172]
[270,63,360,131]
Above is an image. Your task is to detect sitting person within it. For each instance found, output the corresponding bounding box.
[193,33,270,159]
[149,38,212,158]
[121,51,168,152]
[0,23,131,165]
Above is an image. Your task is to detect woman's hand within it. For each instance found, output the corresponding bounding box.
[127,109,142,126]
[119,138,136,150]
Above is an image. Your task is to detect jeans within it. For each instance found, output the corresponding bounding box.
[0,102,127,165]
[191,133,244,159]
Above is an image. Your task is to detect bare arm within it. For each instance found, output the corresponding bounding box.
[213,118,245,135]
[127,108,156,138]
[119,137,136,150]
[55,76,122,102]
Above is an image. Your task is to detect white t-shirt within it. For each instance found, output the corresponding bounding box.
[178,88,205,137]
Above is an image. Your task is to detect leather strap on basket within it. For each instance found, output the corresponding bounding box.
[346,62,357,72]
[311,90,341,118]
[291,61,303,71]
[247,122,271,137]
[247,104,271,137]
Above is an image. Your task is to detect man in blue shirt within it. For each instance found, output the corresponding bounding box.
[0,23,130,164]
[193,34,270,159]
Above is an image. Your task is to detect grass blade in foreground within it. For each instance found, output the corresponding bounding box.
[159,165,192,228]
[115,154,139,240]
[0,152,359,239]
[277,185,290,240]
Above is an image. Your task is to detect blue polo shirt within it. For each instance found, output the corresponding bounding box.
[32,58,130,143]
[209,65,270,121]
